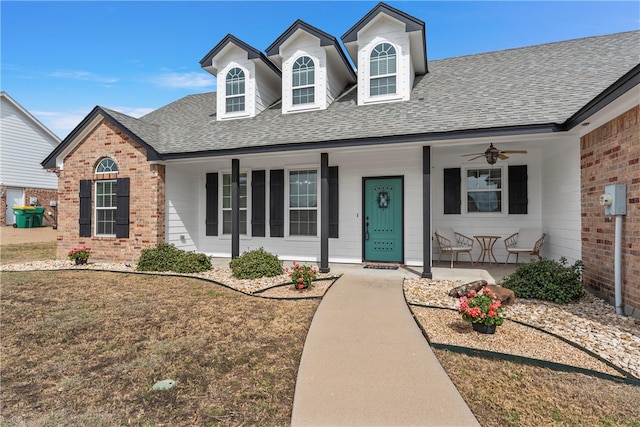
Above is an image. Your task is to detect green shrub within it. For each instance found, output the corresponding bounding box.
[499,257,584,304]
[136,243,212,273]
[229,248,283,279]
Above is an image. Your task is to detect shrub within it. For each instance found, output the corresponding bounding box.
[499,257,584,304]
[287,262,318,290]
[229,248,283,279]
[136,243,212,273]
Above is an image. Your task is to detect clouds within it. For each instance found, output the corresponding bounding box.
[151,71,215,89]
[49,70,119,85]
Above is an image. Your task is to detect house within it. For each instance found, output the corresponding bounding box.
[1,91,60,227]
[42,3,639,315]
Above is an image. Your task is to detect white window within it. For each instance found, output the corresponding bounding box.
[95,158,118,174]
[466,168,503,213]
[225,67,245,113]
[222,173,247,234]
[95,180,117,235]
[292,56,315,105]
[370,43,397,96]
[289,170,317,236]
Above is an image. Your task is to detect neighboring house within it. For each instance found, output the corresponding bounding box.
[43,3,639,315]
[1,91,60,227]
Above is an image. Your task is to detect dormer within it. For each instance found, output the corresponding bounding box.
[200,34,281,120]
[342,2,427,106]
[266,20,356,114]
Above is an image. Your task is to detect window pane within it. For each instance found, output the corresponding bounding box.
[96,209,115,235]
[96,181,117,208]
[370,76,396,96]
[226,96,245,113]
[468,192,502,212]
[467,168,502,212]
[293,87,314,105]
[467,169,502,190]
[370,43,396,77]
[96,158,118,173]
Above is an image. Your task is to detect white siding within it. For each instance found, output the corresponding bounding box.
[280,32,327,113]
[356,16,412,105]
[165,136,582,267]
[432,144,543,263]
[540,137,582,263]
[0,95,59,189]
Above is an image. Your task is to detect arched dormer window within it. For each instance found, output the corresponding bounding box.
[95,158,118,174]
[225,67,245,113]
[370,43,396,96]
[292,56,315,105]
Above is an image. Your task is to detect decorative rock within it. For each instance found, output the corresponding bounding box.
[448,280,487,298]
[486,284,516,306]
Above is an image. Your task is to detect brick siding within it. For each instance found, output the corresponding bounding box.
[581,105,639,316]
[55,120,165,262]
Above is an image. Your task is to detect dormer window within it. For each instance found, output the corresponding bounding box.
[292,56,315,105]
[370,43,397,96]
[225,67,246,113]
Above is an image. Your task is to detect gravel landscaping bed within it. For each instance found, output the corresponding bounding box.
[405,278,640,380]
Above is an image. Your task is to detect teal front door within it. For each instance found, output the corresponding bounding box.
[363,177,403,263]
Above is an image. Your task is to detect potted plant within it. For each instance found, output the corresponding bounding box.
[286,262,318,291]
[68,246,91,265]
[458,287,504,334]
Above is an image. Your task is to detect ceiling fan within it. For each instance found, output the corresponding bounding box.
[462,143,527,165]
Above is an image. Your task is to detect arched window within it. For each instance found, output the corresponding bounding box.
[370,43,397,96]
[292,56,315,105]
[95,158,118,174]
[226,67,245,113]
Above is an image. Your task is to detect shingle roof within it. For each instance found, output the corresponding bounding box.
[59,31,639,161]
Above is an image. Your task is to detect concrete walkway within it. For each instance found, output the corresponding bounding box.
[291,267,481,426]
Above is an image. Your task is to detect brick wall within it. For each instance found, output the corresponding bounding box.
[581,105,639,316]
[56,120,165,262]
[1,186,57,227]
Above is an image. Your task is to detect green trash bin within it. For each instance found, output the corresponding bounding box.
[12,207,35,228]
[32,207,45,227]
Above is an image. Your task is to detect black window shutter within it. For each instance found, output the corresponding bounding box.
[79,180,92,237]
[509,165,528,214]
[328,166,339,238]
[443,168,461,214]
[251,170,266,237]
[206,173,218,236]
[270,169,285,238]
[115,177,130,238]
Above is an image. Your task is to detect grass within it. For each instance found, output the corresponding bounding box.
[0,241,56,264]
[2,242,639,426]
[1,270,318,426]
[435,350,640,427]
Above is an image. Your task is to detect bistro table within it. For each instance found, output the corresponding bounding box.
[474,235,501,266]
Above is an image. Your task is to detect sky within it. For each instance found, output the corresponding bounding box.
[2,1,639,139]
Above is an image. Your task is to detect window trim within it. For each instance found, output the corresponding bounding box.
[463,165,506,215]
[369,42,397,98]
[95,158,118,174]
[292,55,315,106]
[286,168,320,238]
[94,179,117,236]
[225,67,246,114]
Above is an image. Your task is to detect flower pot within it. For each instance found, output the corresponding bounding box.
[75,258,87,265]
[472,323,496,334]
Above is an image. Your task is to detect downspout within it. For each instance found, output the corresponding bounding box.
[614,214,623,315]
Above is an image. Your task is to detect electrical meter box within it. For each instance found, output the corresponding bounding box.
[604,184,627,216]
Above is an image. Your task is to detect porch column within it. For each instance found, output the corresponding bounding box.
[422,146,433,278]
[231,158,240,259]
[320,153,330,273]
